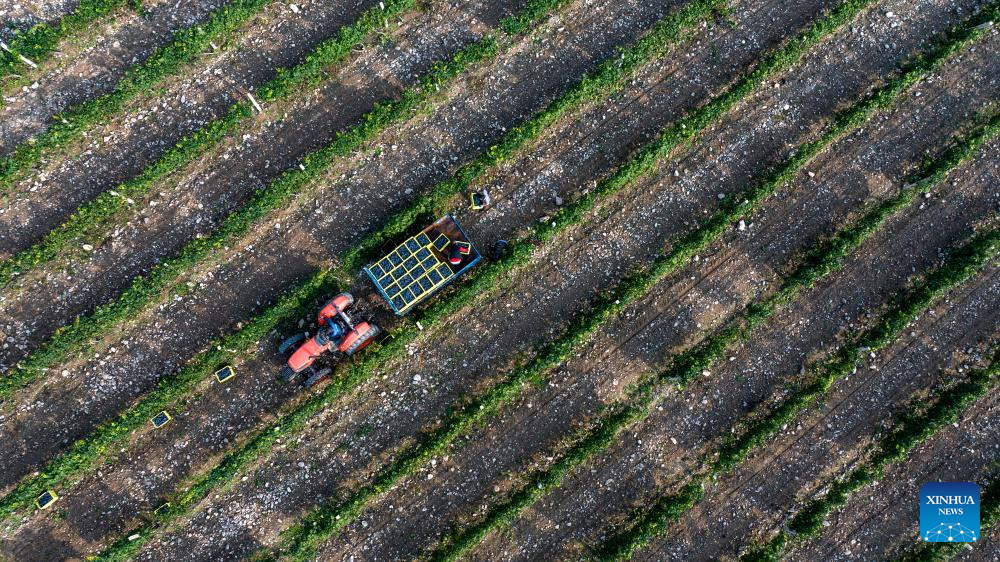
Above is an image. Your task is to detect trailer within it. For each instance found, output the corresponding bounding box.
[364,215,481,315]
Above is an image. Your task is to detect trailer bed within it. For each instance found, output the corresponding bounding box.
[364,215,481,315]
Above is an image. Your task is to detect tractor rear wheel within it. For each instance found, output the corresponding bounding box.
[278,333,305,356]
[303,367,332,389]
[344,323,380,356]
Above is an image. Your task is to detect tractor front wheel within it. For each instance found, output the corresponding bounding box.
[329,292,355,311]
[280,365,298,383]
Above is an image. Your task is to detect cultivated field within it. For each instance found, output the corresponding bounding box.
[0,0,998,561]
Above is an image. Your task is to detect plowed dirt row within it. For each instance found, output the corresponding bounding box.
[124,1,981,558]
[323,34,1000,562]
[0,0,376,260]
[0,0,542,487]
[790,386,1000,560]
[0,0,504,371]
[642,266,1000,561]
[463,61,999,562]
[0,0,227,156]
[0,0,668,555]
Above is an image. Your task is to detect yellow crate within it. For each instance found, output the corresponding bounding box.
[151,411,172,428]
[36,490,58,509]
[214,365,236,383]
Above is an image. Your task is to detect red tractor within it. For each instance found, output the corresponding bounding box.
[278,292,380,388]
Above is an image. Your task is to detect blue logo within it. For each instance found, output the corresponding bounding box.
[920,482,980,543]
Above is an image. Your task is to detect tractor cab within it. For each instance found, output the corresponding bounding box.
[314,318,343,346]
